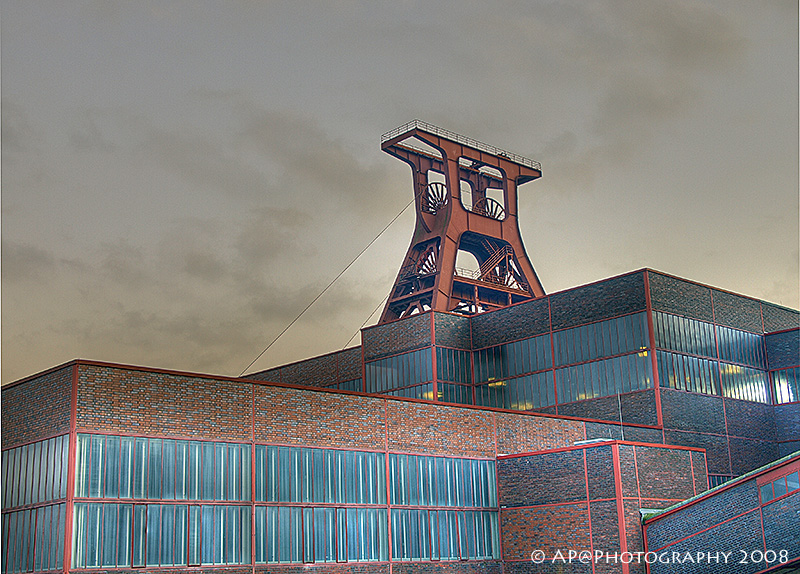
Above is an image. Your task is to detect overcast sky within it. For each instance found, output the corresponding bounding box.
[2,1,797,384]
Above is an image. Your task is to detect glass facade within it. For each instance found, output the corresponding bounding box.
[656,351,718,395]
[388,454,499,561]
[58,435,499,568]
[365,348,433,394]
[556,353,652,403]
[772,367,799,404]
[653,312,771,404]
[3,436,69,510]
[74,435,251,501]
[474,333,552,384]
[1,436,70,574]
[436,347,471,384]
[475,371,554,410]
[2,504,65,574]
[553,313,649,368]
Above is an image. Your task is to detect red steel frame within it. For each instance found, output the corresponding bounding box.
[379,122,545,323]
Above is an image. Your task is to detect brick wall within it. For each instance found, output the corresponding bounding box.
[433,312,472,349]
[644,455,800,573]
[498,442,703,573]
[774,403,800,445]
[648,271,714,323]
[494,412,584,455]
[385,401,495,457]
[762,301,800,333]
[766,328,800,370]
[471,296,550,349]
[498,449,587,507]
[392,563,502,574]
[362,313,432,361]
[76,364,253,441]
[549,271,646,331]
[555,390,659,427]
[501,505,591,560]
[711,289,764,333]
[254,386,385,450]
[1,364,73,449]
[762,489,800,557]
[645,478,760,551]
[248,346,363,387]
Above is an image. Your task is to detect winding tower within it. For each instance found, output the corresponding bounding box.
[379,120,546,323]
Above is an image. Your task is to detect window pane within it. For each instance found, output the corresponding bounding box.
[119,437,133,499]
[75,435,91,498]
[72,503,87,568]
[162,440,176,500]
[188,506,202,565]
[117,504,132,567]
[188,442,201,500]
[774,477,788,498]
[175,441,188,500]
[105,436,120,500]
[133,439,147,500]
[102,503,118,567]
[132,505,146,567]
[86,503,102,567]
[202,443,215,501]
[174,505,187,566]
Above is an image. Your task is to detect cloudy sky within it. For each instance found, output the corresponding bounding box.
[2,1,797,384]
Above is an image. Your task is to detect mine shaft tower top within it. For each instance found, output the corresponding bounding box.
[379,120,545,324]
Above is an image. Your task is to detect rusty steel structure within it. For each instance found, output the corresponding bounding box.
[379,120,546,323]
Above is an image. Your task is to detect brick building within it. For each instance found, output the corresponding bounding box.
[3,268,799,574]
[3,123,799,573]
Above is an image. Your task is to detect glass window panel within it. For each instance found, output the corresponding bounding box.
[116,504,132,567]
[263,507,278,563]
[160,440,175,501]
[130,439,146,500]
[160,505,175,566]
[113,437,132,499]
[30,441,42,506]
[187,506,201,565]
[146,440,161,500]
[146,505,161,566]
[786,472,800,492]
[760,483,773,503]
[17,445,29,509]
[34,507,47,571]
[74,435,90,499]
[254,445,266,503]
[241,446,251,503]
[99,436,119,501]
[5,447,17,510]
[72,503,87,568]
[86,503,102,567]
[253,506,266,564]
[131,505,146,567]
[300,449,312,503]
[172,505,187,566]
[214,444,226,501]
[87,436,105,499]
[173,441,188,500]
[224,506,237,564]
[201,443,215,501]
[212,506,224,565]
[102,503,118,567]
[773,477,788,498]
[200,506,214,565]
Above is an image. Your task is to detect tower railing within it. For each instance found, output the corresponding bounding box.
[381,120,542,172]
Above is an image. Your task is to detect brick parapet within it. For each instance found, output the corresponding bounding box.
[1,364,73,449]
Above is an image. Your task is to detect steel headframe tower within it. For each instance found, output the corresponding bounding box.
[379,120,546,323]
